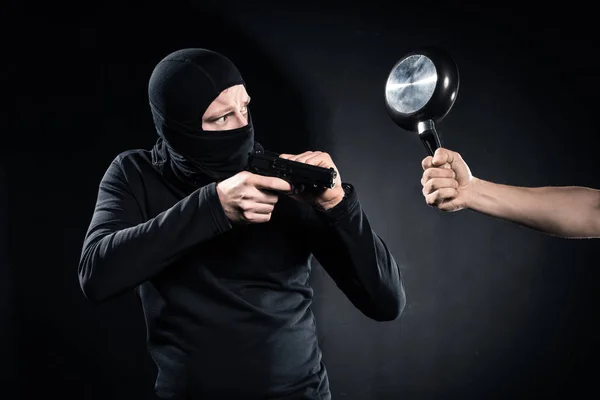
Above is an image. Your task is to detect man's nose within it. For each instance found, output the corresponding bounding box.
[231,111,248,127]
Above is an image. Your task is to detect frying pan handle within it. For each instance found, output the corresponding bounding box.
[418,120,443,157]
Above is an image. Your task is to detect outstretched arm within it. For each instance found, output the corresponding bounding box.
[421,148,600,238]
[465,179,600,238]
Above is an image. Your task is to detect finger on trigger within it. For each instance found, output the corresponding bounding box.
[261,176,293,193]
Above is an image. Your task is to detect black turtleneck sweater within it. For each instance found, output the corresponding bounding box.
[78,146,406,399]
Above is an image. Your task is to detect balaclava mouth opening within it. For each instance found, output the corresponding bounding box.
[148,48,255,185]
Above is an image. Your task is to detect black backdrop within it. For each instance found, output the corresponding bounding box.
[4,1,599,399]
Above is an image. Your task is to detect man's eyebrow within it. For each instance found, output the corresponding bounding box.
[205,106,235,120]
[204,98,251,121]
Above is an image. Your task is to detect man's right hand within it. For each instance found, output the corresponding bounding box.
[421,148,476,212]
[216,171,293,224]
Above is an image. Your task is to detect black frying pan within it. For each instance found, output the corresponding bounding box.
[384,47,460,156]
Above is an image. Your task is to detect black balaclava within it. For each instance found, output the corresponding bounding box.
[148,48,255,185]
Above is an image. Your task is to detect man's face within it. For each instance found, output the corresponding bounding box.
[201,84,251,131]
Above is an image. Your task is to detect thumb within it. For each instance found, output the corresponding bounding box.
[437,148,472,185]
[432,148,453,167]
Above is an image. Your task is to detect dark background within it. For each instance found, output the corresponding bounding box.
[3,1,599,399]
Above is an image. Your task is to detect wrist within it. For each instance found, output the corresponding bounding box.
[463,177,484,210]
[316,186,345,211]
[215,182,224,202]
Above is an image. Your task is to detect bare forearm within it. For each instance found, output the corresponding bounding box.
[466,178,600,238]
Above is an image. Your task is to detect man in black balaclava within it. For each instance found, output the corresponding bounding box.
[78,48,406,399]
[148,48,256,185]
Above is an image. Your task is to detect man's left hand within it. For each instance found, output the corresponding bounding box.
[279,151,345,211]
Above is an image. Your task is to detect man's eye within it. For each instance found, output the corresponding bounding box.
[240,105,248,114]
[214,115,229,125]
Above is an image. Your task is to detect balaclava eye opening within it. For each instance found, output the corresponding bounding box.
[148,48,255,184]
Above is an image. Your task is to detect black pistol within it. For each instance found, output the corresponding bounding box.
[247,147,337,195]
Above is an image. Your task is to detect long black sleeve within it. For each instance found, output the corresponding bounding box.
[308,183,406,321]
[78,156,232,302]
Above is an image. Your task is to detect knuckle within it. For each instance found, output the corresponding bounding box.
[423,182,432,194]
[241,172,253,184]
